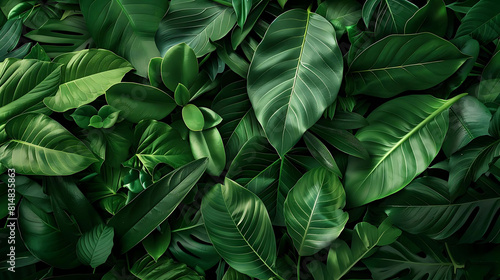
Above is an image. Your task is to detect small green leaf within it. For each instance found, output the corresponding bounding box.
[88,115,103,128]
[71,105,98,129]
[98,105,120,128]
[174,83,191,106]
[303,132,342,177]
[183,104,205,131]
[199,107,223,129]
[76,224,114,268]
[233,0,252,27]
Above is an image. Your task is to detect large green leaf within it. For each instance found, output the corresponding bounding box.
[19,199,81,269]
[24,16,92,58]
[345,94,466,207]
[109,159,207,253]
[201,178,281,279]
[364,233,454,280]
[308,219,401,280]
[80,0,168,76]
[125,120,193,175]
[0,113,98,176]
[384,176,500,243]
[155,0,237,57]
[0,58,61,125]
[247,9,343,156]
[346,33,468,98]
[44,49,132,112]
[443,95,491,157]
[76,224,114,268]
[284,168,348,256]
[105,82,176,123]
[131,256,203,280]
[455,0,500,44]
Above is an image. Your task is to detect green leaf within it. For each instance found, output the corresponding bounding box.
[0,113,98,176]
[443,95,491,157]
[175,83,191,106]
[313,219,401,280]
[303,132,342,177]
[224,110,264,167]
[24,43,51,61]
[98,105,120,129]
[108,159,208,253]
[143,222,171,262]
[490,108,500,138]
[201,178,281,279]
[156,0,237,57]
[19,199,80,269]
[233,0,252,27]
[316,0,362,37]
[0,58,61,125]
[346,33,468,98]
[148,57,163,88]
[0,19,23,61]
[131,256,203,280]
[223,267,251,280]
[200,107,223,129]
[76,224,114,268]
[247,9,343,156]
[231,0,269,49]
[384,176,500,243]
[404,0,448,36]
[125,120,193,174]
[88,115,103,128]
[364,233,454,280]
[183,104,205,131]
[284,168,348,256]
[44,49,132,112]
[24,16,92,58]
[455,0,500,44]
[448,136,500,198]
[277,0,287,8]
[373,0,418,38]
[161,43,199,92]
[106,82,176,123]
[80,0,169,76]
[478,50,500,103]
[189,128,226,176]
[345,94,466,207]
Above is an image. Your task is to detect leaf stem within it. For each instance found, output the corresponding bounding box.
[297,255,302,280]
[474,62,485,68]
[212,0,233,7]
[445,242,464,274]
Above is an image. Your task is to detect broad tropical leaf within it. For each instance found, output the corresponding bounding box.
[346,33,468,98]
[247,9,343,156]
[44,49,132,112]
[156,0,237,57]
[345,94,466,207]
[108,159,207,253]
[0,113,98,175]
[284,168,348,256]
[201,178,281,279]
[80,0,168,76]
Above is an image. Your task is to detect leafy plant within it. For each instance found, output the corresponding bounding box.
[1,0,500,279]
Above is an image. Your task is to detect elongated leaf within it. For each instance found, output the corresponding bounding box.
[309,219,401,280]
[248,9,343,156]
[76,224,114,268]
[0,113,97,176]
[233,0,252,27]
[364,233,454,280]
[443,95,491,157]
[0,58,61,125]
[125,120,193,176]
[346,33,468,98]
[156,0,237,57]
[109,159,207,253]
[384,176,500,243]
[284,168,348,256]
[201,178,281,279]
[189,128,226,176]
[131,256,202,280]
[80,0,168,76]
[345,94,466,207]
[455,0,500,43]
[0,19,22,61]
[303,132,341,177]
[225,110,264,166]
[311,121,369,160]
[44,49,132,112]
[106,82,176,123]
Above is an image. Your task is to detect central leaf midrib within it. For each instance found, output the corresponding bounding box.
[298,182,322,253]
[358,93,466,187]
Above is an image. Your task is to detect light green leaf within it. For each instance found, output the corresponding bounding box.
[0,113,98,176]
[346,33,468,98]
[284,168,348,256]
[44,49,132,112]
[183,104,205,131]
[175,83,191,106]
[248,9,343,156]
[109,159,208,253]
[106,82,176,123]
[156,0,237,57]
[189,128,226,176]
[76,224,114,268]
[80,0,169,76]
[201,178,281,280]
[345,94,466,207]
